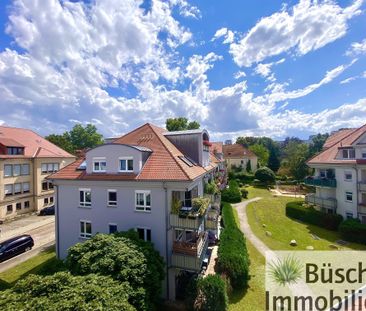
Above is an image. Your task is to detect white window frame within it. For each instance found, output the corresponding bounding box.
[342,149,355,159]
[136,227,151,242]
[4,164,12,177]
[80,220,92,238]
[119,157,134,172]
[344,171,352,182]
[14,183,22,194]
[41,163,48,174]
[4,184,13,196]
[135,190,151,212]
[345,191,353,203]
[21,164,30,175]
[109,223,118,234]
[107,189,117,207]
[22,182,30,193]
[93,157,107,173]
[79,188,91,208]
[13,164,21,177]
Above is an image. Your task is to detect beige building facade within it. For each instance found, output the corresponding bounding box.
[0,126,74,221]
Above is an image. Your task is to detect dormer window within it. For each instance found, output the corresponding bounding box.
[119,157,133,172]
[342,149,355,159]
[7,147,24,155]
[93,158,106,172]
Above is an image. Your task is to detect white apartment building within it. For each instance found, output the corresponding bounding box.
[50,123,223,300]
[305,124,366,223]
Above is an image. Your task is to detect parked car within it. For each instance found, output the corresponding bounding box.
[0,235,34,262]
[38,205,55,216]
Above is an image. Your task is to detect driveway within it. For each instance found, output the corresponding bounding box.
[0,215,55,272]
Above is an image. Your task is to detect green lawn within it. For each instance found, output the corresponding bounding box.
[0,247,65,290]
[246,186,366,251]
[228,186,366,310]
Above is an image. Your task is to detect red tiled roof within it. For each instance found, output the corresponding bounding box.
[210,142,223,154]
[323,129,354,149]
[50,123,217,181]
[308,124,366,165]
[0,138,24,147]
[0,126,74,159]
[222,144,256,159]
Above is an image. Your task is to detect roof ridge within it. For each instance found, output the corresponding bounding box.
[307,125,365,164]
[148,123,190,180]
[350,123,366,145]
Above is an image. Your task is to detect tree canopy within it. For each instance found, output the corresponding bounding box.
[254,166,276,184]
[0,272,135,311]
[236,136,280,172]
[283,141,310,180]
[308,133,329,157]
[166,117,200,131]
[46,124,103,154]
[65,233,165,311]
[249,144,269,167]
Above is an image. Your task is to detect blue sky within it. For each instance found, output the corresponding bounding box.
[0,0,365,141]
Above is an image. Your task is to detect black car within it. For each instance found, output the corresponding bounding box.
[38,205,55,216]
[0,235,34,262]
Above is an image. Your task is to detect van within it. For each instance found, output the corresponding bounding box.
[0,235,34,262]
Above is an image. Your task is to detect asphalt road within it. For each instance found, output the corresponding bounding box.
[0,221,55,272]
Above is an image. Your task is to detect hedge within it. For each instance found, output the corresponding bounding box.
[217,203,249,289]
[286,201,343,231]
[195,275,228,311]
[339,219,366,244]
[221,180,241,203]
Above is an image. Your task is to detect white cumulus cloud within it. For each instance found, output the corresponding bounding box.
[230,0,363,67]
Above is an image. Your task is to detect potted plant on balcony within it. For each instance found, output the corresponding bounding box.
[171,197,182,215]
[191,197,210,218]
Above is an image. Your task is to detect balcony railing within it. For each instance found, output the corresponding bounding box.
[170,210,205,230]
[304,177,337,188]
[171,232,209,271]
[359,182,366,192]
[305,194,337,210]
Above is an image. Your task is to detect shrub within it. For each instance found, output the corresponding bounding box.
[66,233,164,310]
[0,272,135,311]
[192,197,211,216]
[286,202,343,231]
[205,181,218,195]
[339,219,366,244]
[221,180,241,203]
[195,275,228,311]
[240,188,248,199]
[217,203,249,289]
[254,166,276,184]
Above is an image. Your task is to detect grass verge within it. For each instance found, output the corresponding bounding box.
[0,247,65,290]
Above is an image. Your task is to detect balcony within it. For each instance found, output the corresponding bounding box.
[359,182,366,192]
[172,232,209,271]
[358,203,366,214]
[305,194,337,210]
[304,177,337,188]
[205,203,220,230]
[170,196,210,230]
[170,209,205,230]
